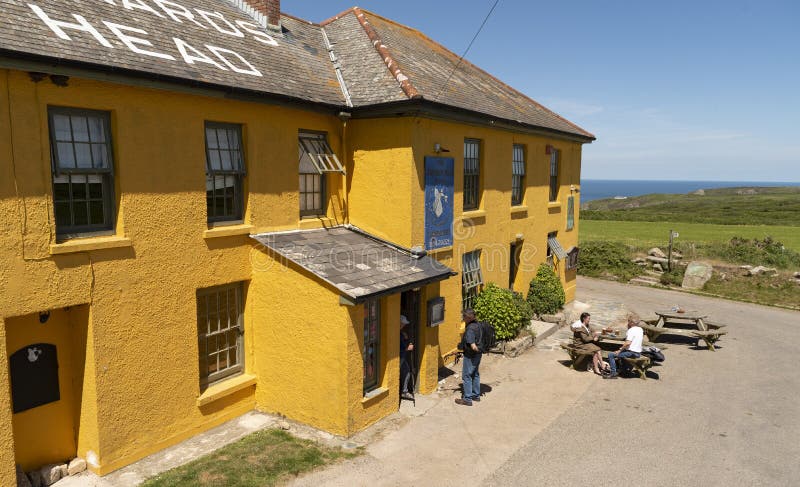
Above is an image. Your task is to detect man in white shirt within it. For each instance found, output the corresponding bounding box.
[604,315,644,379]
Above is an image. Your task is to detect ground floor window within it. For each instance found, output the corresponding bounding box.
[197,282,245,387]
[363,299,381,393]
[462,250,484,310]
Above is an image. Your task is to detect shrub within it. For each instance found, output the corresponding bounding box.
[473,283,533,341]
[526,264,566,315]
[660,266,685,286]
[578,241,639,282]
[705,236,800,269]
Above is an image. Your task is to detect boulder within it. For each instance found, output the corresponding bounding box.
[539,312,565,324]
[67,458,87,476]
[672,251,683,259]
[682,261,713,289]
[38,464,64,487]
[794,271,800,279]
[16,465,31,487]
[740,265,753,270]
[632,257,646,264]
[653,263,663,272]
[747,266,777,276]
[692,189,705,196]
[648,247,667,258]
[646,256,669,264]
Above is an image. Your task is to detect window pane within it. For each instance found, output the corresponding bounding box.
[53,114,72,141]
[208,149,221,171]
[54,202,71,227]
[75,143,92,168]
[217,129,230,149]
[91,144,109,169]
[71,116,90,142]
[72,179,87,200]
[89,200,104,225]
[219,149,232,171]
[88,180,103,199]
[53,181,70,201]
[57,142,76,169]
[73,200,89,226]
[88,116,106,143]
[206,128,218,149]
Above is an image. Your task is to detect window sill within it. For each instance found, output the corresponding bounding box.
[203,224,254,239]
[461,209,487,219]
[510,205,528,214]
[197,374,256,407]
[547,201,562,210]
[50,235,132,255]
[361,387,388,404]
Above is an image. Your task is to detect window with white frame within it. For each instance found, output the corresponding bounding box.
[512,144,526,206]
[363,299,381,393]
[205,122,246,223]
[197,283,245,387]
[463,139,481,210]
[462,250,484,310]
[298,132,338,217]
[49,107,115,237]
[549,148,559,202]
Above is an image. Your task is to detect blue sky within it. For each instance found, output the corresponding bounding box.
[285,0,799,182]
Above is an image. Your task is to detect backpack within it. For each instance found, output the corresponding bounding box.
[478,321,496,353]
[642,346,665,362]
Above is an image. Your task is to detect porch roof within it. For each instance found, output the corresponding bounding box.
[251,226,454,304]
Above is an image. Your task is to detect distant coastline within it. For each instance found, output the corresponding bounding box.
[580,179,800,202]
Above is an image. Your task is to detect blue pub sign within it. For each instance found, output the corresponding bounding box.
[424,156,454,250]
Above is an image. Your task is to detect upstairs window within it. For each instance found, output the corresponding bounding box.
[549,147,559,202]
[462,250,484,310]
[205,122,245,223]
[512,144,526,206]
[463,139,481,211]
[298,132,339,217]
[49,107,115,237]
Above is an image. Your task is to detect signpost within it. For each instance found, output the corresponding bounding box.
[667,230,679,271]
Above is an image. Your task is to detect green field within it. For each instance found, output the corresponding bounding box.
[579,220,800,252]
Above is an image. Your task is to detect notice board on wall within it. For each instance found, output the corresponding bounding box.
[424,156,454,250]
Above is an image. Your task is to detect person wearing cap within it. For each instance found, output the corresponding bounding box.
[399,315,414,399]
[455,309,482,406]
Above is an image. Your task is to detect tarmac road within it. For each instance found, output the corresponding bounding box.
[485,277,800,486]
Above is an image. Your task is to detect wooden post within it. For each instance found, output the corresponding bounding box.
[667,229,673,272]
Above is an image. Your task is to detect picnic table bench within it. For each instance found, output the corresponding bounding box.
[560,344,654,380]
[641,321,727,351]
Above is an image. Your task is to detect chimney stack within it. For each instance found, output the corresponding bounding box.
[246,0,281,32]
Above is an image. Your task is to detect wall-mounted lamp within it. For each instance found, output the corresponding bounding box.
[433,143,450,154]
[515,233,524,242]
[570,184,580,193]
[39,311,50,324]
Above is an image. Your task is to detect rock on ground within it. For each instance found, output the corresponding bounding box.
[682,261,713,289]
[67,459,87,476]
[648,247,667,258]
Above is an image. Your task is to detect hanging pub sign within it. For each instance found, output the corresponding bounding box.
[10,343,60,413]
[566,195,575,231]
[424,156,454,250]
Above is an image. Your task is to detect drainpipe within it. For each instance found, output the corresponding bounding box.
[339,111,351,224]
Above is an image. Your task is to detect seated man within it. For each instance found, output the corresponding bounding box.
[605,315,644,379]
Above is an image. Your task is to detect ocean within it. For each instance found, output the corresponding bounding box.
[579,179,800,202]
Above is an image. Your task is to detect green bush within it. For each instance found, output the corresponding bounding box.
[526,264,566,315]
[473,283,533,341]
[705,236,800,269]
[660,266,685,286]
[578,241,640,282]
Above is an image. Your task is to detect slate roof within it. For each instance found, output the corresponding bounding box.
[322,9,594,139]
[0,1,593,139]
[0,0,346,105]
[251,226,454,303]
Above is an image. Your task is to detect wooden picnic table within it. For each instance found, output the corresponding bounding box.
[643,311,727,351]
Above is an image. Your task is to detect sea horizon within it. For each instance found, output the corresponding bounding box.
[579,179,800,202]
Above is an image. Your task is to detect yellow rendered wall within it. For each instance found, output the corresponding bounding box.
[346,118,415,246]
[343,116,584,387]
[249,253,351,435]
[0,68,348,476]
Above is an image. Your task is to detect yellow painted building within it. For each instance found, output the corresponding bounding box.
[0,0,593,482]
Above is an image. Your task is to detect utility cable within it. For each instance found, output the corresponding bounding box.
[434,0,501,101]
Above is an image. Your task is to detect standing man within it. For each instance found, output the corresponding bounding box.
[605,315,644,379]
[455,309,482,406]
[399,315,414,399]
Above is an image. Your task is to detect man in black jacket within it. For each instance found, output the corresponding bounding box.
[455,309,482,406]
